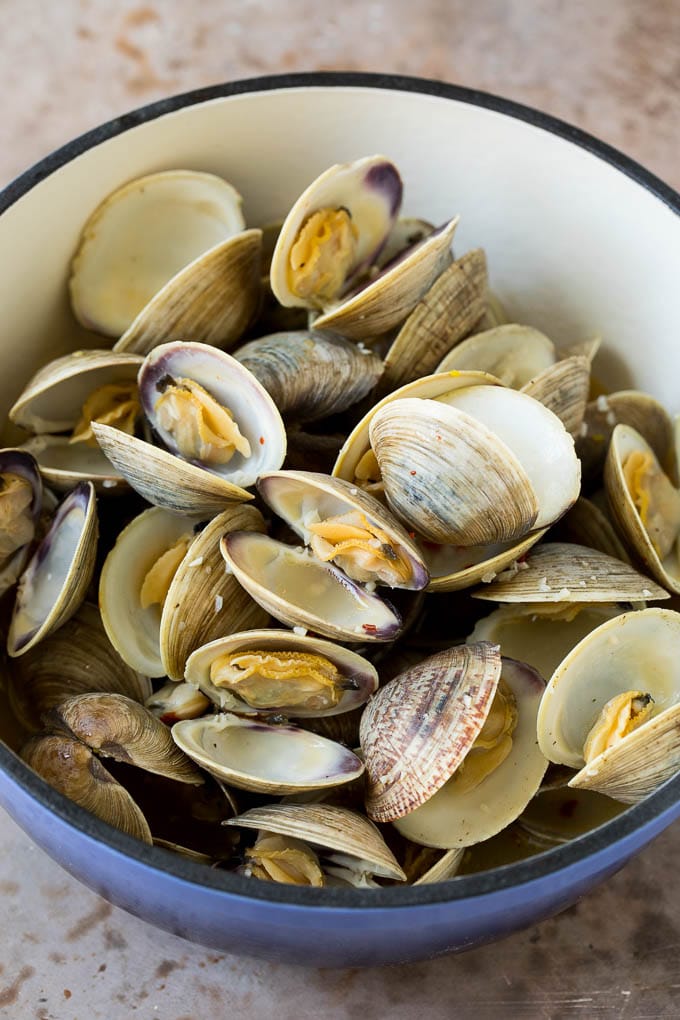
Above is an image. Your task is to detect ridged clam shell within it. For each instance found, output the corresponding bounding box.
[521,355,590,437]
[0,449,42,598]
[375,217,433,268]
[360,641,502,822]
[473,542,668,603]
[8,481,98,657]
[172,713,365,795]
[159,504,269,681]
[369,397,539,545]
[437,324,556,388]
[578,391,675,486]
[225,803,405,880]
[9,602,151,734]
[423,528,547,594]
[555,496,632,564]
[51,692,204,785]
[413,848,465,884]
[22,734,152,843]
[234,331,383,423]
[379,248,488,392]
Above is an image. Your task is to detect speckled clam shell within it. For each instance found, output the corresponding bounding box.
[138,341,286,490]
[604,424,680,594]
[578,391,675,486]
[220,531,402,644]
[437,324,556,388]
[8,481,98,657]
[172,713,365,795]
[360,641,502,823]
[0,449,42,598]
[159,504,269,681]
[270,155,402,309]
[312,217,458,340]
[379,248,488,392]
[393,657,547,849]
[537,607,680,768]
[9,602,151,734]
[9,349,143,433]
[51,692,204,785]
[70,170,245,338]
[257,469,429,590]
[234,331,383,423]
[185,628,378,717]
[423,528,547,594]
[113,229,262,356]
[22,734,152,844]
[521,355,590,437]
[472,542,668,604]
[225,803,405,880]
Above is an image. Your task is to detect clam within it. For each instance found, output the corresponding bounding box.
[374,217,434,268]
[22,734,152,843]
[468,602,623,684]
[422,529,547,594]
[270,155,403,310]
[225,803,406,881]
[138,341,287,490]
[234,331,383,423]
[412,848,465,885]
[8,481,98,657]
[521,355,590,438]
[554,496,632,564]
[172,713,365,795]
[393,658,547,848]
[9,602,151,735]
[577,391,675,486]
[436,324,556,388]
[369,387,580,545]
[361,642,502,823]
[50,692,204,785]
[145,683,211,724]
[0,449,42,598]
[69,170,245,337]
[473,542,668,603]
[257,470,429,590]
[185,629,378,717]
[221,531,402,644]
[379,249,488,392]
[241,832,324,886]
[537,607,680,802]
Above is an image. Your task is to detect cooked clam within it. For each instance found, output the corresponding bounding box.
[437,324,556,388]
[0,449,42,598]
[145,683,210,724]
[578,391,675,486]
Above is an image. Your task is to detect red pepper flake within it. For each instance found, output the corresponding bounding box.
[435,434,442,441]
[409,470,417,476]
[408,531,416,539]
[259,436,265,445]
[362,623,378,633]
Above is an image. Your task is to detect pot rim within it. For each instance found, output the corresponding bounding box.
[2,71,679,910]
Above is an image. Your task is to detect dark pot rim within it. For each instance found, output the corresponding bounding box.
[2,72,679,911]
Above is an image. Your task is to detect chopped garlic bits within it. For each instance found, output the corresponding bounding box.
[288,208,358,307]
[583,690,655,762]
[154,377,251,465]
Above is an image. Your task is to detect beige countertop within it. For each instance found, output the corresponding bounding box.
[1,1,679,1017]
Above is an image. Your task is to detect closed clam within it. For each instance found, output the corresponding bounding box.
[537,608,680,802]
[555,496,633,564]
[8,481,98,657]
[185,629,378,717]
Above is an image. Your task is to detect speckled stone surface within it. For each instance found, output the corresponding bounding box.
[0,1,679,1017]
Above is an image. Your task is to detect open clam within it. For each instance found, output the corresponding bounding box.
[537,607,680,803]
[8,481,98,657]
[578,391,675,486]
[0,449,42,598]
[185,629,378,717]
[436,324,556,387]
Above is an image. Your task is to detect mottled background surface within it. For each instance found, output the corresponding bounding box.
[1,1,679,1017]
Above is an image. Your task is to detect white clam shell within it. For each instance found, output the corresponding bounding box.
[437,324,556,388]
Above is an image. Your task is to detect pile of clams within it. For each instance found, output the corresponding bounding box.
[2,154,679,888]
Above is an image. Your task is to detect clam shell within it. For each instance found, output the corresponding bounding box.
[20,434,130,496]
[423,528,547,594]
[554,496,632,564]
[312,217,458,340]
[413,848,465,884]
[270,155,402,309]
[9,350,143,433]
[8,481,98,657]
[145,682,210,724]
[0,449,42,598]
[578,391,675,486]
[185,629,378,717]
[51,692,204,785]
[257,469,429,590]
[70,170,245,337]
[138,341,287,490]
[375,217,434,268]
[472,542,668,603]
[360,642,502,822]
[537,607,680,768]
[225,803,405,880]
[9,602,151,734]
[521,355,590,438]
[159,504,269,681]
[113,229,262,355]
[437,324,556,387]
[172,713,365,795]
[379,248,488,391]
[234,331,383,423]
[22,734,152,843]
[393,658,547,848]
[220,532,402,644]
